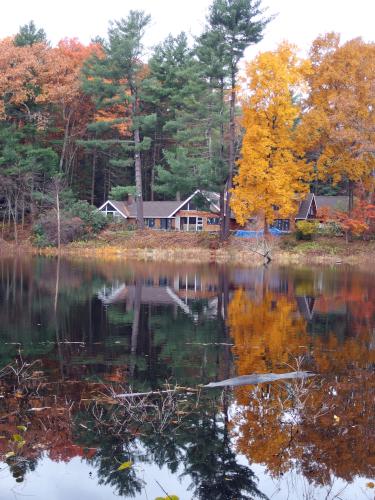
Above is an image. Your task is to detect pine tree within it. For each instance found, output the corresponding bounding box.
[14,21,47,47]
[149,32,226,200]
[82,11,154,227]
[204,0,271,238]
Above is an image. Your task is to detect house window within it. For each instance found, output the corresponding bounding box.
[145,218,155,228]
[273,219,290,231]
[160,219,170,230]
[207,217,220,225]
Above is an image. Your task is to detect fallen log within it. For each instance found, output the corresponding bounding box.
[205,371,315,388]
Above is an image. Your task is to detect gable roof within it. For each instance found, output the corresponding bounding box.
[126,201,181,218]
[169,190,200,217]
[97,200,129,218]
[315,196,349,213]
[295,193,315,220]
[99,189,226,219]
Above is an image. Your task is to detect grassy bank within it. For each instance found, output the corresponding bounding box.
[1,230,374,266]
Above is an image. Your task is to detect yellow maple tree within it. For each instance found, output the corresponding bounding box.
[231,43,311,228]
[300,34,375,207]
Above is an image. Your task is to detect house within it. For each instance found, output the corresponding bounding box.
[315,195,349,215]
[272,193,349,231]
[98,189,235,232]
[99,190,349,233]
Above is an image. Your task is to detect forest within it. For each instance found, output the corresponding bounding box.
[0,0,374,244]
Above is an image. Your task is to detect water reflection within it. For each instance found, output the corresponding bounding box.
[0,256,373,499]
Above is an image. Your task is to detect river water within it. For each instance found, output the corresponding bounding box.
[0,256,373,499]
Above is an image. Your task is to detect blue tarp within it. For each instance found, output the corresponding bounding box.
[235,228,286,238]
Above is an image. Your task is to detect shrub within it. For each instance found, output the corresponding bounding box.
[295,220,318,241]
[316,221,343,237]
[32,223,50,248]
[67,200,107,234]
[33,212,86,247]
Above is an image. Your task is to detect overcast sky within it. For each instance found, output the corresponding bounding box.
[2,0,374,59]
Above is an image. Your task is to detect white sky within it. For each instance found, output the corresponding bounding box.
[1,0,375,60]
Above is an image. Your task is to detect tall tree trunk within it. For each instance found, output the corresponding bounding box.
[21,194,25,230]
[56,185,61,252]
[347,179,354,242]
[91,148,97,206]
[348,179,354,215]
[219,190,225,239]
[134,125,144,229]
[130,279,142,377]
[150,129,157,201]
[264,216,269,235]
[59,114,71,172]
[223,69,236,240]
[219,77,226,239]
[12,196,18,245]
[132,89,144,229]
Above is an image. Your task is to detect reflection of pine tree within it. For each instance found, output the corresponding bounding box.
[74,412,144,498]
[179,398,266,500]
[74,393,266,500]
[6,456,38,484]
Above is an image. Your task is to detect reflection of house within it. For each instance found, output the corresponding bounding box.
[98,189,237,232]
[97,272,219,321]
[296,296,316,320]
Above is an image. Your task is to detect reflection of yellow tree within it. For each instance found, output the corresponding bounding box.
[228,289,308,376]
[228,288,375,484]
[297,371,375,484]
[228,289,309,474]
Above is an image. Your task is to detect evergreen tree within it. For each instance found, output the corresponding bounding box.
[203,0,271,238]
[82,11,154,227]
[149,33,226,200]
[14,21,47,47]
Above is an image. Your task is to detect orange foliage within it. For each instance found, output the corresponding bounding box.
[0,37,48,120]
[231,43,311,226]
[227,280,375,484]
[300,34,375,192]
[37,38,102,111]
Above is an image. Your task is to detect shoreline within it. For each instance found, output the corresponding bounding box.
[1,234,374,267]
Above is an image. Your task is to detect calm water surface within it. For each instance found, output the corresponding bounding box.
[0,257,373,500]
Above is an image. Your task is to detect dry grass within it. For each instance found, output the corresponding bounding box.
[2,227,375,267]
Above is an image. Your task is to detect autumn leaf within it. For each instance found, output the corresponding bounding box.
[117,460,133,471]
[155,496,179,500]
[12,434,24,442]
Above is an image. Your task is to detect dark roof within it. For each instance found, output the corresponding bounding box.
[126,201,181,218]
[103,189,236,219]
[315,196,349,213]
[106,200,181,218]
[295,193,315,220]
